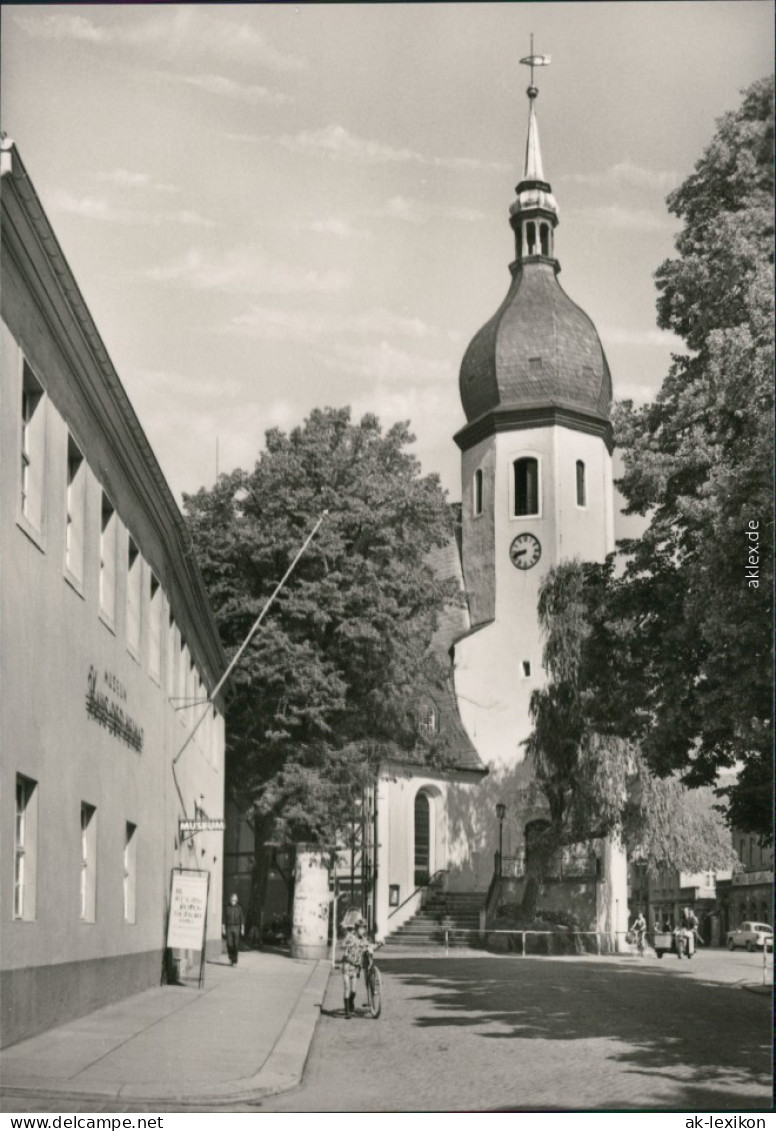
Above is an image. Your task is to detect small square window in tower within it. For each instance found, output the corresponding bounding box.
[514,457,539,516]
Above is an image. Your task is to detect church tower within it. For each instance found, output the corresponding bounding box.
[453,69,615,769]
[449,60,627,936]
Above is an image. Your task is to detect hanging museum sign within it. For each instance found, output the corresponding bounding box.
[86,665,144,751]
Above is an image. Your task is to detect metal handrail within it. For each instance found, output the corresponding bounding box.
[387,869,448,919]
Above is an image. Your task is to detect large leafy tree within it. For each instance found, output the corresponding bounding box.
[184,408,457,864]
[612,76,774,836]
[524,561,737,919]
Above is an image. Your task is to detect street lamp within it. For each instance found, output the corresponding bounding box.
[496,802,506,878]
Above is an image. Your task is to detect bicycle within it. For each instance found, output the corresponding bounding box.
[363,942,384,1018]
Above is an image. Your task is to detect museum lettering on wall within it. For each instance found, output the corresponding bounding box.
[85,665,144,752]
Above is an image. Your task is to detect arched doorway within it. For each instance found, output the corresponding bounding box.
[414,792,431,887]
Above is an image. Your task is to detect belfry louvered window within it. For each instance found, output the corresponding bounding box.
[514,458,539,517]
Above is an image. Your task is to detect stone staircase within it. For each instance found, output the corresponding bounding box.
[383,890,484,949]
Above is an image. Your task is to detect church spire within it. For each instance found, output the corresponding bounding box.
[523,84,545,182]
[509,38,559,269]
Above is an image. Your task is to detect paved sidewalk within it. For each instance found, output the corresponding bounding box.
[0,951,331,1106]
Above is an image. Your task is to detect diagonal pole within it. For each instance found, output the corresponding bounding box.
[172,509,329,767]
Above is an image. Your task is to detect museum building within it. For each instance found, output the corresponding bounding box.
[1,139,227,1047]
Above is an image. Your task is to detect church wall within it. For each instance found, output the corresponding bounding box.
[375,767,484,936]
[460,436,496,626]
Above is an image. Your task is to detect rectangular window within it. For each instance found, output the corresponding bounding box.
[21,361,46,531]
[167,611,176,698]
[126,536,142,655]
[149,575,162,682]
[177,638,189,712]
[123,823,137,924]
[473,469,483,517]
[514,458,539,517]
[576,460,587,507]
[80,803,97,922]
[14,775,38,920]
[212,708,221,770]
[100,494,117,625]
[66,434,86,582]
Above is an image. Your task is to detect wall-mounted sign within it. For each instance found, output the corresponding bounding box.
[86,666,144,751]
[179,818,226,833]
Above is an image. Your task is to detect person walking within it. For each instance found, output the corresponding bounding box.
[223,892,245,966]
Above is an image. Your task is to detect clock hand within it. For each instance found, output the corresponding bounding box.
[512,548,527,558]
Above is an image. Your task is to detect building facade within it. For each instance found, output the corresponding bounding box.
[1,140,227,1048]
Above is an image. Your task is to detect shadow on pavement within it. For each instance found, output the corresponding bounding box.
[383,958,772,1110]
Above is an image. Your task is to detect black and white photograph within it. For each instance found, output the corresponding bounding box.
[1,1,773,1121]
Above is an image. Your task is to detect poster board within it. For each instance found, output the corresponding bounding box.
[166,868,210,987]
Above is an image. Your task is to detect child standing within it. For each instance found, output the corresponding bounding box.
[341,916,370,1018]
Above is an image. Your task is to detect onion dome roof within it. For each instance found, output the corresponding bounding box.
[459,262,613,423]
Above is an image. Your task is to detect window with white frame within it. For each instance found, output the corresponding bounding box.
[167,610,177,699]
[21,361,46,531]
[80,802,97,922]
[576,460,587,507]
[473,468,483,517]
[126,536,142,655]
[99,493,117,624]
[14,775,38,921]
[123,822,137,923]
[149,574,162,682]
[177,638,188,709]
[66,435,86,582]
[513,457,539,517]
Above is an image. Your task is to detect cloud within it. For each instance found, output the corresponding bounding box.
[168,73,289,107]
[570,204,674,232]
[615,383,655,405]
[295,217,372,240]
[563,161,678,191]
[224,305,444,343]
[602,326,685,349]
[146,247,352,294]
[370,196,484,224]
[50,192,214,228]
[15,9,305,71]
[321,341,452,386]
[129,368,242,400]
[98,169,179,193]
[232,124,509,172]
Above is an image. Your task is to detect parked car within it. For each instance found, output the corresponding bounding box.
[726,922,773,952]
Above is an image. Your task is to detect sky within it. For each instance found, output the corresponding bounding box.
[2,2,773,529]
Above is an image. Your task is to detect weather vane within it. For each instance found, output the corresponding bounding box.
[520,33,551,94]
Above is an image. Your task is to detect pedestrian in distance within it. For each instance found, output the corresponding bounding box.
[341,916,370,1019]
[630,910,647,955]
[223,892,245,966]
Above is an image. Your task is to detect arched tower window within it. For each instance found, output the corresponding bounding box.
[540,224,549,256]
[473,468,483,516]
[576,460,586,507]
[526,221,536,256]
[414,792,431,887]
[514,458,539,516]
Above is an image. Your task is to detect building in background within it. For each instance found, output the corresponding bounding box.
[1,139,226,1048]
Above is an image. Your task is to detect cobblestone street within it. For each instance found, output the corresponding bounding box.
[261,951,773,1113]
[1,951,771,1115]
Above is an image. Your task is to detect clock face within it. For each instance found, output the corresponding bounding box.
[509,533,541,570]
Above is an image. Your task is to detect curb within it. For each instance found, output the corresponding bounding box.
[1,961,332,1108]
